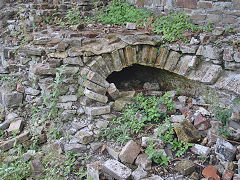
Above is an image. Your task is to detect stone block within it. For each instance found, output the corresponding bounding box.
[56,102,73,110]
[48,52,68,58]
[164,51,181,72]
[191,144,211,156]
[87,162,100,180]
[215,138,237,161]
[33,63,56,75]
[175,159,195,176]
[80,78,107,95]
[131,167,147,180]
[25,87,40,96]
[64,143,87,153]
[30,157,44,179]
[234,52,240,62]
[106,146,120,160]
[124,46,137,65]
[1,91,23,107]
[174,120,201,143]
[63,57,84,66]
[126,22,137,30]
[59,95,78,103]
[154,48,169,69]
[197,1,212,8]
[203,45,221,60]
[102,159,132,180]
[21,47,44,56]
[119,140,140,164]
[111,50,123,71]
[223,170,234,180]
[96,55,112,77]
[108,83,120,100]
[223,48,234,62]
[0,132,29,151]
[86,70,110,88]
[174,55,198,76]
[176,0,198,9]
[75,128,94,144]
[135,153,152,170]
[180,44,198,54]
[194,113,210,130]
[85,106,111,116]
[84,88,108,103]
[8,119,23,134]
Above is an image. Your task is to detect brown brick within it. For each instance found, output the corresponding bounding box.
[197,1,212,8]
[176,0,198,9]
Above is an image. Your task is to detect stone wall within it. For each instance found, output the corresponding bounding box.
[126,0,240,30]
[1,28,240,114]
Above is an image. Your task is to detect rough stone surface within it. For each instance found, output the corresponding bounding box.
[85,106,110,116]
[8,119,23,134]
[175,159,195,176]
[191,144,211,156]
[119,140,140,164]
[102,159,132,180]
[131,167,148,180]
[215,138,237,161]
[135,153,152,170]
[64,143,87,153]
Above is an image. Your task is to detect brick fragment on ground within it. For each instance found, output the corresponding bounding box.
[119,140,140,164]
[202,165,221,180]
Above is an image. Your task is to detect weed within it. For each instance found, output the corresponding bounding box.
[101,92,175,144]
[214,106,232,139]
[97,0,152,26]
[152,12,202,42]
[145,139,170,166]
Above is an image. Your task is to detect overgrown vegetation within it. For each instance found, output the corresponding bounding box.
[214,106,232,139]
[101,92,176,144]
[145,118,193,166]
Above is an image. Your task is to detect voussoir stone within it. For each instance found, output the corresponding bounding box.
[102,159,132,180]
[119,140,140,164]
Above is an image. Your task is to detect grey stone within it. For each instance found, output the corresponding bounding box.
[56,102,73,109]
[64,143,87,153]
[1,91,23,107]
[143,82,160,90]
[63,57,83,65]
[106,146,120,160]
[108,83,120,100]
[180,44,198,54]
[102,159,132,180]
[175,159,195,176]
[85,106,110,116]
[84,88,108,103]
[126,22,137,30]
[141,175,164,180]
[135,153,152,171]
[203,45,221,59]
[90,142,103,151]
[8,119,23,134]
[170,115,185,123]
[141,137,164,148]
[119,140,140,164]
[131,167,147,180]
[102,114,117,121]
[22,150,36,162]
[215,138,237,161]
[87,162,100,180]
[96,120,109,129]
[25,87,40,96]
[59,95,78,103]
[30,157,44,179]
[191,144,211,156]
[75,127,94,144]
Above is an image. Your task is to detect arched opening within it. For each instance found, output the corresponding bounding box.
[106,64,200,96]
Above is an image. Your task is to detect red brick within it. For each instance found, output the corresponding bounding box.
[202,165,221,180]
[176,0,198,9]
[223,170,234,180]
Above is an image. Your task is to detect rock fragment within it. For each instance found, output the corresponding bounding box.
[202,165,221,180]
[215,138,237,161]
[119,140,140,164]
[175,159,195,176]
[102,159,132,180]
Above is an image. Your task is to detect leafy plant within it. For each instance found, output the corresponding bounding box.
[145,139,170,166]
[101,92,175,144]
[214,106,232,139]
[97,0,152,25]
[152,12,202,42]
